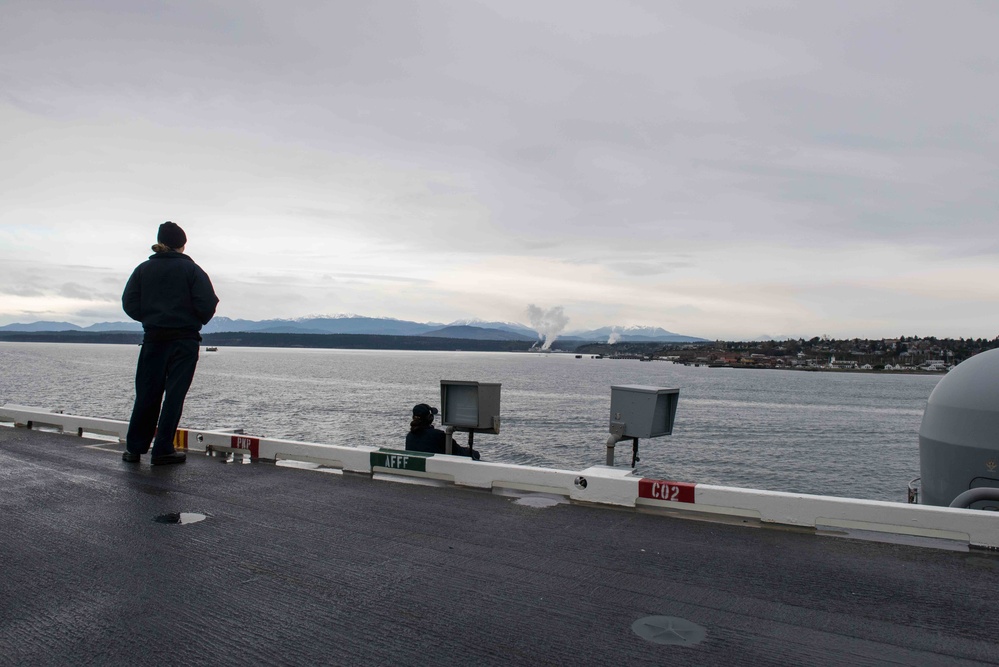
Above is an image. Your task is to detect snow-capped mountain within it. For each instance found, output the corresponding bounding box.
[447,319,539,337]
[0,321,85,332]
[1,316,706,342]
[567,325,707,343]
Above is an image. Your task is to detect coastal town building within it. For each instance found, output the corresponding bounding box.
[577,336,999,373]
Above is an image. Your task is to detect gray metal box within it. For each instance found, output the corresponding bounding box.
[609,385,679,438]
[440,380,501,433]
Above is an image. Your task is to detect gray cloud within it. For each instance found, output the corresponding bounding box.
[605,260,695,277]
[58,283,106,301]
[2,1,999,337]
[2,285,46,297]
[75,307,129,320]
[320,273,434,285]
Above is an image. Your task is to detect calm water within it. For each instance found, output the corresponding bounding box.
[0,342,941,502]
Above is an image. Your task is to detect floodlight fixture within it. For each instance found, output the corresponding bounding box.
[606,385,679,467]
[440,380,501,455]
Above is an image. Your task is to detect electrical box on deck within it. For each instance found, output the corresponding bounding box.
[440,380,501,434]
[609,385,679,439]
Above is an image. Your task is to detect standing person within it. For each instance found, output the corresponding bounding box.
[121,221,219,465]
[405,403,479,459]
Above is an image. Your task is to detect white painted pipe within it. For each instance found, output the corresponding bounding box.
[5,403,999,550]
[949,487,999,509]
[605,433,627,466]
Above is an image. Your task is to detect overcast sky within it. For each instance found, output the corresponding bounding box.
[2,1,997,340]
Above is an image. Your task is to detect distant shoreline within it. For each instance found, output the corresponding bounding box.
[712,364,944,376]
[0,331,539,353]
[0,332,948,374]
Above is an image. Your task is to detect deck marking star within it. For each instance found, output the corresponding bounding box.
[631,616,707,645]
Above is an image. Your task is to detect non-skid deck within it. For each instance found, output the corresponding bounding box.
[1,425,998,666]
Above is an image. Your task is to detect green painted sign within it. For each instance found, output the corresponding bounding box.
[371,450,429,472]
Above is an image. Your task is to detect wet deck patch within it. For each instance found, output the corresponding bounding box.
[631,616,707,646]
[512,494,567,508]
[154,512,207,525]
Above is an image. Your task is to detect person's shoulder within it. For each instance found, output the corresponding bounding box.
[129,256,156,273]
[182,254,212,274]
[405,428,436,453]
[149,251,193,261]
[161,252,206,273]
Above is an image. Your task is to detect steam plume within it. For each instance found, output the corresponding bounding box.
[607,330,621,345]
[526,304,569,350]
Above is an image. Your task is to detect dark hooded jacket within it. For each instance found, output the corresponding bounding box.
[405,426,475,457]
[122,251,219,341]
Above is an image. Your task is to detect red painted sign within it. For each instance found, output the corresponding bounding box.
[231,435,260,458]
[639,478,696,504]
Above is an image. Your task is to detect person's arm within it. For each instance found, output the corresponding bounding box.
[190,267,220,325]
[122,267,143,322]
[448,436,480,460]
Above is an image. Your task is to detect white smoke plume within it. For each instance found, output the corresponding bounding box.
[526,304,569,350]
[607,330,621,345]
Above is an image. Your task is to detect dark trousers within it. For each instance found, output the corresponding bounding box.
[126,339,200,456]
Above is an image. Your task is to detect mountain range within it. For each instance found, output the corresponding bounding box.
[0,316,707,343]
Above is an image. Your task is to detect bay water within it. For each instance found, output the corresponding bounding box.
[0,342,941,502]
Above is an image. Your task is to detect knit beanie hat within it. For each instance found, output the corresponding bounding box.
[157,221,187,249]
[412,403,439,418]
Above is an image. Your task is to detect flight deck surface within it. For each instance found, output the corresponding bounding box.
[2,426,998,666]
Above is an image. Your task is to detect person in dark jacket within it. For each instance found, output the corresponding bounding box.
[405,403,479,459]
[121,221,219,465]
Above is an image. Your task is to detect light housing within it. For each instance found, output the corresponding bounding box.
[440,380,501,434]
[609,385,679,439]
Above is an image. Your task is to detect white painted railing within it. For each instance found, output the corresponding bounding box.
[3,403,997,550]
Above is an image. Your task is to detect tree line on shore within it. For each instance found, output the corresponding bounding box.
[575,335,999,368]
[2,330,997,366]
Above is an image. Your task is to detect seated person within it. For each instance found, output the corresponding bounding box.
[406,403,480,460]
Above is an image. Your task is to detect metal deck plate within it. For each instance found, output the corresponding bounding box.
[2,426,999,666]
